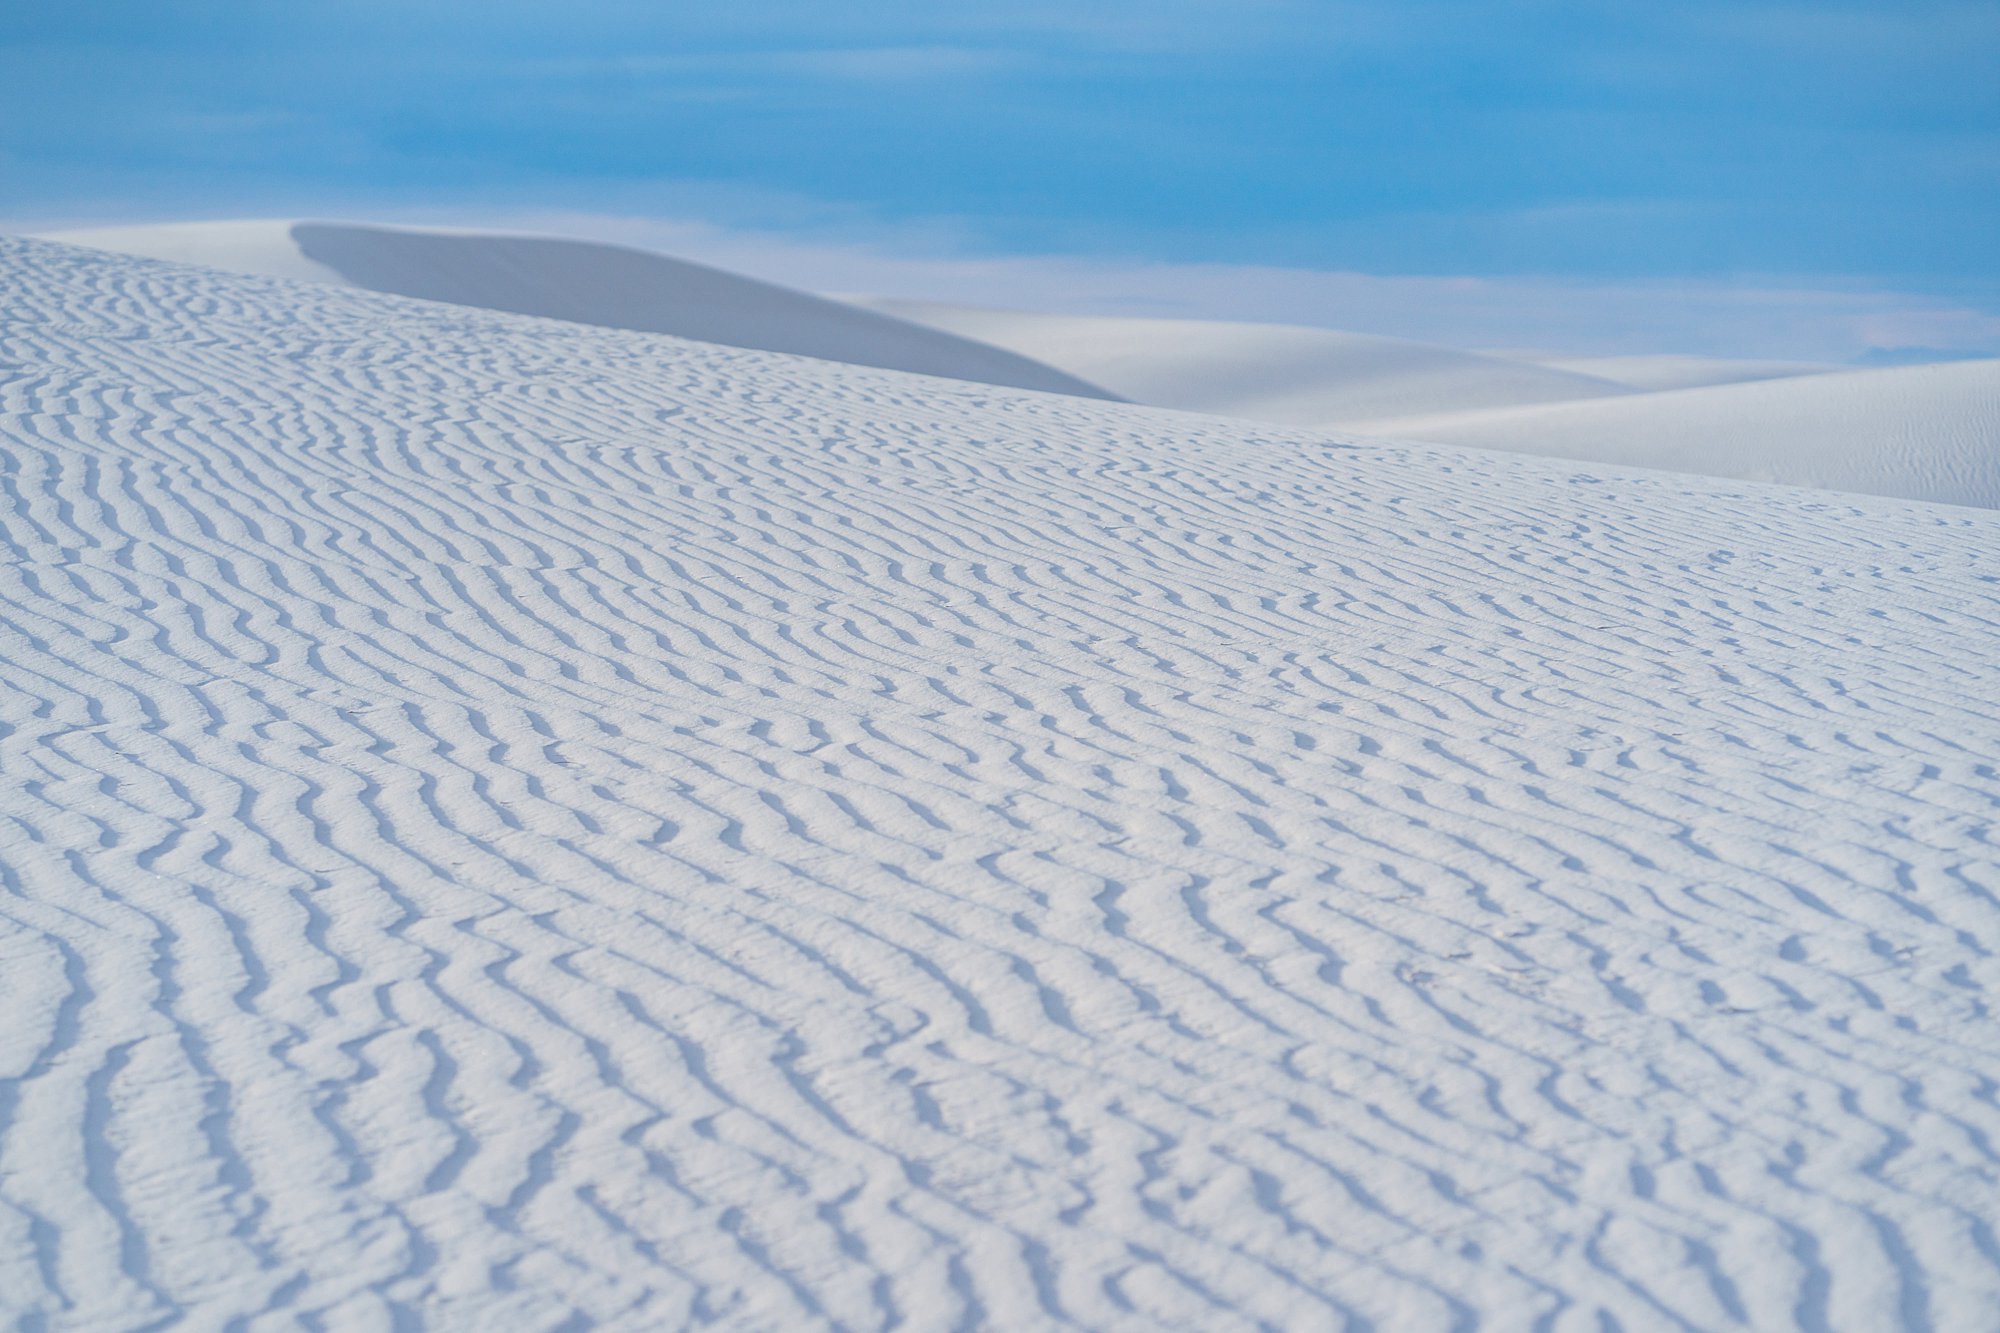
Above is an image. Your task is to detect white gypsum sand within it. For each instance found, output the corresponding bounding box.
[865,299,2000,509]
[46,220,1116,401]
[1506,353,1840,393]
[851,297,1636,427]
[57,224,1992,509]
[4,236,2000,1329]
[1373,357,2000,510]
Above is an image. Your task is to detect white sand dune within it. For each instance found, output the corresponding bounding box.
[854,298,1634,427]
[1511,353,1839,393]
[62,224,1972,510]
[45,220,1116,401]
[865,299,1998,508]
[7,236,2000,1329]
[1377,357,2000,509]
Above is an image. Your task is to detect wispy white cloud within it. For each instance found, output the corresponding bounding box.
[764,46,1029,80]
[519,45,1032,83]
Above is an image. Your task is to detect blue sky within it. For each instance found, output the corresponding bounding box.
[6,2,1997,349]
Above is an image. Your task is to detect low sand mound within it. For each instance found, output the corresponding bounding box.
[1378,357,2000,508]
[46,220,1116,400]
[1514,352,1839,392]
[854,298,1634,426]
[859,300,2000,506]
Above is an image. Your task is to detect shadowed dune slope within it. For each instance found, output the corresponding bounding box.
[5,237,2000,1330]
[45,219,1117,400]
[861,299,2000,507]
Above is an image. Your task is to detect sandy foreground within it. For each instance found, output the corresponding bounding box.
[3,236,1998,1329]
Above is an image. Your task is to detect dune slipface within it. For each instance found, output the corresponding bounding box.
[47,220,1119,403]
[4,236,2000,1329]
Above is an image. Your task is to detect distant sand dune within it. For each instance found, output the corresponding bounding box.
[1375,357,2000,509]
[47,219,1116,400]
[871,299,2000,508]
[50,221,1997,508]
[1509,352,1839,392]
[854,297,1635,425]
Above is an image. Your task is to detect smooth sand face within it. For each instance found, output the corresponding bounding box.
[1373,356,2000,509]
[1516,352,1841,392]
[46,222,1994,508]
[8,234,2000,1329]
[46,220,1119,401]
[856,297,1638,425]
[867,299,2000,508]
[44,218,351,284]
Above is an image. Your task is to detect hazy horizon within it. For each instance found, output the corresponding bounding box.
[7,1,1997,360]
